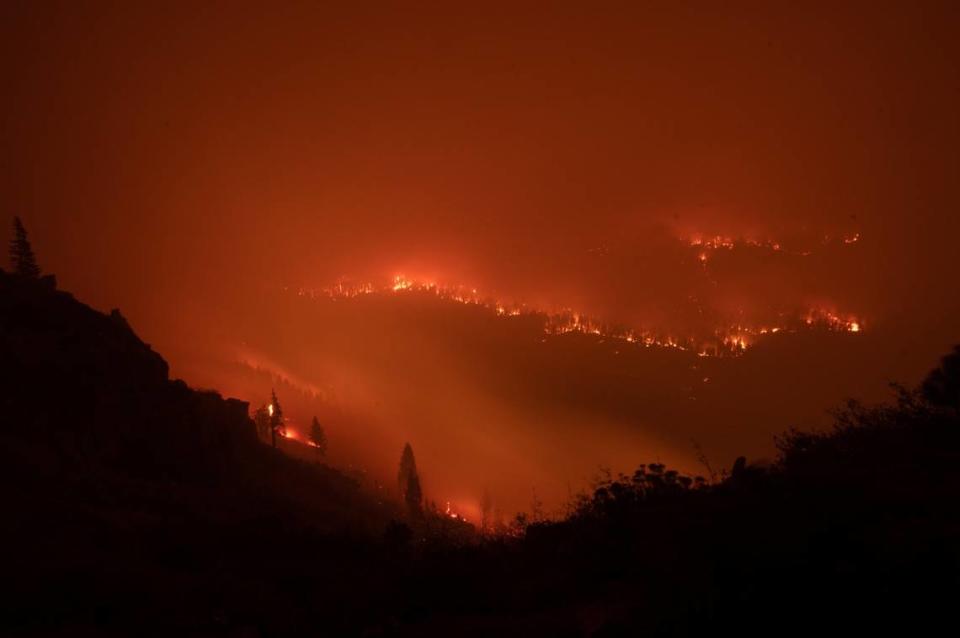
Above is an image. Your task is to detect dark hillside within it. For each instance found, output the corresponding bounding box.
[391,350,960,636]
[0,270,395,635]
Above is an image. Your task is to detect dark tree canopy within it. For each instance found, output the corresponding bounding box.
[9,217,41,279]
[405,471,422,513]
[921,345,960,410]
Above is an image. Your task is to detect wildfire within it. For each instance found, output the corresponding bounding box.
[686,235,783,252]
[444,501,468,522]
[295,275,864,358]
[683,231,860,258]
[309,275,491,308]
[392,275,414,292]
[804,309,862,333]
[688,235,736,250]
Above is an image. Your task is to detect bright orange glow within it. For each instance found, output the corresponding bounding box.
[444,501,468,522]
[298,275,865,358]
[682,231,860,258]
[803,309,862,334]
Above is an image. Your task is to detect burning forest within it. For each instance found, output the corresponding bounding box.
[3,2,960,636]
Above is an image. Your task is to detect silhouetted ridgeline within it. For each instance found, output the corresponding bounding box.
[0,269,397,635]
[2,268,959,636]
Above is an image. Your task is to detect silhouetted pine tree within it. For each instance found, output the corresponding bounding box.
[398,443,416,493]
[405,470,423,514]
[9,217,40,279]
[309,416,327,461]
[269,389,284,448]
[398,443,422,514]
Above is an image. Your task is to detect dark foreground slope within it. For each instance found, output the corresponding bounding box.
[0,271,403,636]
[394,350,960,637]
[2,269,959,637]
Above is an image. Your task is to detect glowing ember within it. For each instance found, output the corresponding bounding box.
[444,501,468,522]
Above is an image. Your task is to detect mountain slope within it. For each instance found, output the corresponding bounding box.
[0,270,395,635]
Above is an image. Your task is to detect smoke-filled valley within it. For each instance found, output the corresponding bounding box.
[173,230,913,517]
[4,2,960,635]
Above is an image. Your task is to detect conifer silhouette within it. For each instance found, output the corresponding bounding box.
[9,217,40,279]
[398,443,423,513]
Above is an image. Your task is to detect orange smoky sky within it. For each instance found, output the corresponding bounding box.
[2,2,959,514]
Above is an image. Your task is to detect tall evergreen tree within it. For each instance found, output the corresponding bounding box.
[9,217,40,279]
[398,442,416,494]
[309,416,327,461]
[405,471,423,514]
[269,389,284,448]
[397,443,422,514]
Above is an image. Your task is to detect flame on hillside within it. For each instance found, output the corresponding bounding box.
[683,231,862,261]
[444,501,468,522]
[293,274,863,358]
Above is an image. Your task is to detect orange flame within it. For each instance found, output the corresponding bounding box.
[296,275,864,358]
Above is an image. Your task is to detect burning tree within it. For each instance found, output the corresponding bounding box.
[269,389,284,448]
[9,217,41,279]
[397,443,423,514]
[309,416,327,461]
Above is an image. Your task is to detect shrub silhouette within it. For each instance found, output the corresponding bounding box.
[921,345,960,409]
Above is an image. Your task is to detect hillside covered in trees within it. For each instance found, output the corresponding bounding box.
[2,227,959,636]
